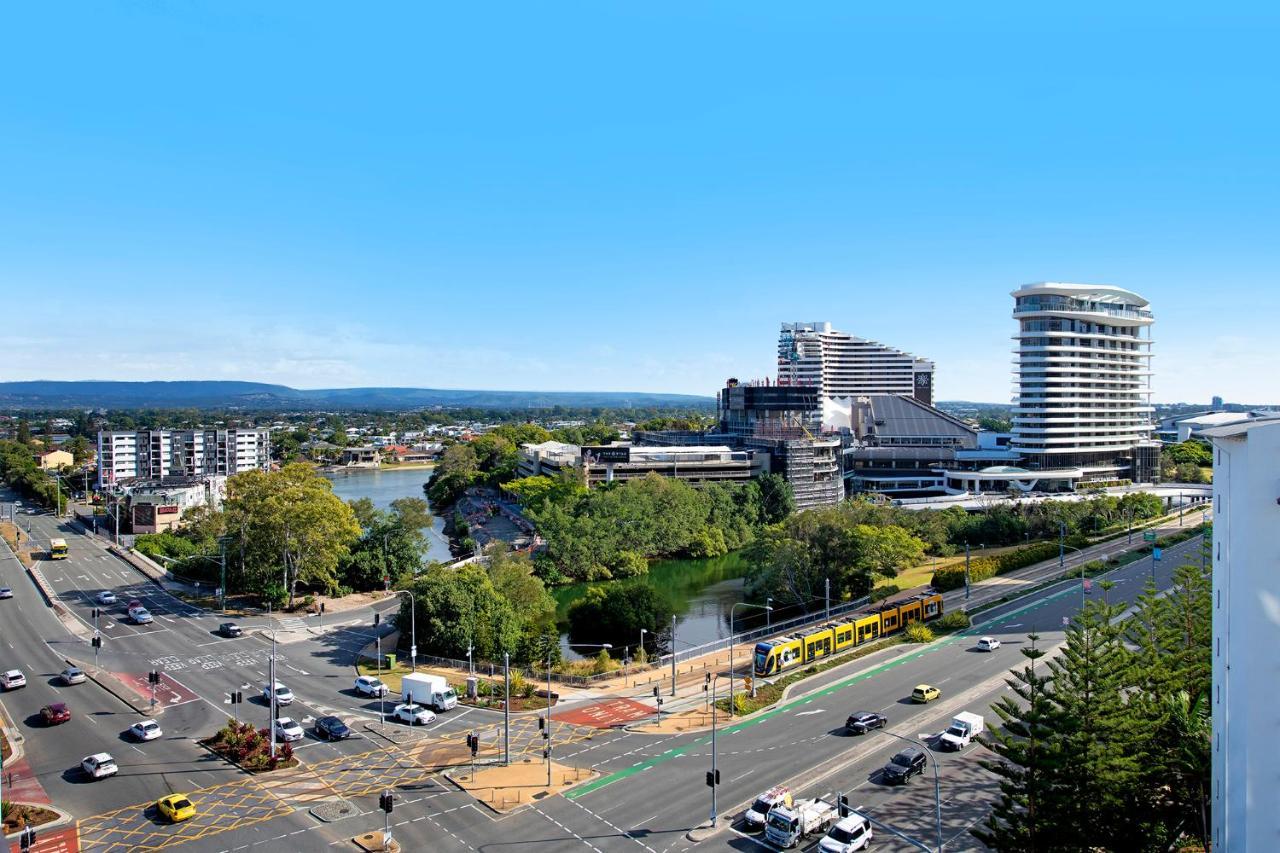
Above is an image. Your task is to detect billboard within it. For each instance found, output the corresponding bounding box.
[582,446,631,465]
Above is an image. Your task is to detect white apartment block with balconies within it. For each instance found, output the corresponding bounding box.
[777,322,935,407]
[1010,283,1159,486]
[96,428,271,488]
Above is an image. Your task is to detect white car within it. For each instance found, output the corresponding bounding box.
[96,591,118,605]
[61,667,87,685]
[1,669,26,690]
[130,720,163,741]
[129,607,154,625]
[82,752,119,780]
[819,814,873,852]
[976,636,1001,652]
[273,717,304,742]
[263,682,294,706]
[0,587,13,599]
[392,703,436,726]
[354,675,388,697]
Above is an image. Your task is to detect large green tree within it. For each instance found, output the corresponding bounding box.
[402,564,522,662]
[565,583,675,653]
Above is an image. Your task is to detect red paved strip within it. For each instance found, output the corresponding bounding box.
[554,698,653,728]
[3,757,50,804]
[118,671,200,709]
[7,826,78,853]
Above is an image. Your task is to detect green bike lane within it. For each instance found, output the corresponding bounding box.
[566,533,1202,801]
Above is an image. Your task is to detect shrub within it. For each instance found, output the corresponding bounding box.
[936,610,971,630]
[904,622,935,644]
[931,540,1067,591]
[591,648,617,675]
[870,584,900,603]
[509,669,527,697]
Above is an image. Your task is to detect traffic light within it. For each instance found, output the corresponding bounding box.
[91,608,99,619]
[320,601,326,614]
[653,685,659,698]
[379,791,394,813]
[705,769,720,787]
[92,635,102,649]
[374,612,381,627]
[19,827,35,851]
[466,732,479,755]
[838,794,850,818]
[148,670,161,685]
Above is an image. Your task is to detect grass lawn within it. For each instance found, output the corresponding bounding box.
[877,544,1023,593]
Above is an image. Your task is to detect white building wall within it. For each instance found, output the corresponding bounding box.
[1208,419,1280,852]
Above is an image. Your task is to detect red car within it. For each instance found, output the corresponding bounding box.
[42,703,71,725]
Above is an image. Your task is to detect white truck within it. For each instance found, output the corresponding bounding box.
[764,798,837,849]
[400,673,458,712]
[938,711,985,751]
[743,785,792,830]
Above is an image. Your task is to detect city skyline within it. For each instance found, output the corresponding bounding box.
[2,4,1276,403]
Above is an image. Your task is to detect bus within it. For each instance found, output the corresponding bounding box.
[49,538,69,560]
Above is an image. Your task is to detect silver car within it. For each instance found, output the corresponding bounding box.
[61,667,87,685]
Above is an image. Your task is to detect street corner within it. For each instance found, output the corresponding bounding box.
[118,672,200,710]
[445,759,599,813]
[554,697,653,728]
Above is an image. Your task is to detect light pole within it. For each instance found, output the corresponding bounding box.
[393,589,417,672]
[729,601,773,709]
[1060,543,1093,611]
[765,597,772,631]
[266,627,279,758]
[874,729,942,852]
[670,614,677,697]
[707,673,725,828]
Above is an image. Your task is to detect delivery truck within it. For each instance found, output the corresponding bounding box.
[400,673,458,712]
[938,711,984,751]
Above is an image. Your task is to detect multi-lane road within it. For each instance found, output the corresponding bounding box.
[0,491,1207,852]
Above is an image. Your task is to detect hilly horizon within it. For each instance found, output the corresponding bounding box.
[0,380,714,411]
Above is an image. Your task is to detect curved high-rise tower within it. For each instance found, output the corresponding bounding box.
[1010,283,1158,484]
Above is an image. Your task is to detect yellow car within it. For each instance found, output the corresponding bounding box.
[911,684,941,703]
[157,794,196,822]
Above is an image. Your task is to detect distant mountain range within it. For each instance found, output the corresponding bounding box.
[0,381,714,411]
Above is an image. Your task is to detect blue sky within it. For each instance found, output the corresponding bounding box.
[2,3,1276,403]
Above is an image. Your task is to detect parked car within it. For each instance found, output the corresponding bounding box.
[0,587,13,599]
[882,747,928,784]
[844,711,888,734]
[976,636,1001,652]
[130,719,163,741]
[819,813,873,852]
[129,607,154,625]
[219,622,243,638]
[1,669,27,690]
[61,666,87,685]
[82,752,119,780]
[273,717,304,742]
[96,591,118,605]
[910,684,940,703]
[392,703,437,726]
[315,716,352,741]
[263,682,294,706]
[354,675,388,697]
[42,703,72,725]
[157,794,196,822]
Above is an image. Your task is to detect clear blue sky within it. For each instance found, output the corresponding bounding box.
[2,3,1276,404]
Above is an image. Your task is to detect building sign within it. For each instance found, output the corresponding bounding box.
[158,505,179,515]
[582,446,630,464]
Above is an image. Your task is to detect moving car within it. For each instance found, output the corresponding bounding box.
[976,636,1001,651]
[61,666,87,685]
[0,587,13,599]
[354,675,388,697]
[130,719,163,741]
[1,669,27,690]
[273,717,304,742]
[844,711,888,734]
[882,747,927,784]
[910,684,940,703]
[42,703,72,725]
[82,753,119,780]
[315,716,351,741]
[96,590,118,605]
[262,682,294,706]
[819,814,873,852]
[157,794,196,822]
[392,703,436,726]
[129,606,154,625]
[219,623,243,638]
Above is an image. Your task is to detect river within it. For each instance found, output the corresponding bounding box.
[323,466,454,564]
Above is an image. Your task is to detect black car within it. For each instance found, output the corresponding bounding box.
[845,711,888,734]
[315,716,351,741]
[882,747,927,784]
[219,623,243,638]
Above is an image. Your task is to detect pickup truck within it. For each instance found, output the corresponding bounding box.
[764,798,836,848]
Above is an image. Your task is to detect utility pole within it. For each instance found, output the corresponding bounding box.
[375,613,385,725]
[269,630,278,758]
[670,614,677,697]
[1059,521,1066,569]
[503,652,511,765]
[546,651,553,788]
[964,542,971,601]
[765,597,772,631]
[824,577,830,622]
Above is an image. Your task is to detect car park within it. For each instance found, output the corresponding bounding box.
[392,703,436,726]
[315,716,351,740]
[61,666,87,685]
[129,606,154,625]
[882,747,928,784]
[157,794,196,822]
[911,684,940,703]
[263,682,294,705]
[219,622,243,638]
[96,590,118,605]
[42,703,72,725]
[273,717,304,742]
[0,587,12,599]
[977,636,1001,651]
[844,711,888,734]
[354,675,388,697]
[130,719,163,741]
[1,669,27,690]
[81,753,119,780]
[819,814,873,852]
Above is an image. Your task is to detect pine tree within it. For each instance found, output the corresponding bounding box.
[973,633,1066,851]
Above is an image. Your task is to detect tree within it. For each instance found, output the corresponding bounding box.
[426,443,479,506]
[848,524,926,597]
[565,584,675,652]
[484,544,559,664]
[65,434,93,467]
[389,497,432,531]
[347,497,379,529]
[404,564,521,662]
[16,419,32,445]
[757,473,795,524]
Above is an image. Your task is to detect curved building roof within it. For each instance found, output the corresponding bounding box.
[1010,281,1149,308]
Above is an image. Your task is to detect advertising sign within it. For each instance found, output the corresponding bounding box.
[582,446,631,464]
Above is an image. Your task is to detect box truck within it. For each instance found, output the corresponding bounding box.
[938,711,984,750]
[400,673,458,712]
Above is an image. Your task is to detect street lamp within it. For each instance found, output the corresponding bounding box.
[729,601,773,709]
[393,590,417,672]
[707,673,725,828]
[874,729,943,852]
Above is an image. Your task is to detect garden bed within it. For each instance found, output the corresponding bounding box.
[1,803,60,835]
[199,720,299,773]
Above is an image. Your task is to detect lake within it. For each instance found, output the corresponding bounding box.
[323,466,454,564]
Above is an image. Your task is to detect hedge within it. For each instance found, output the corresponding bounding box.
[930,538,1086,592]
